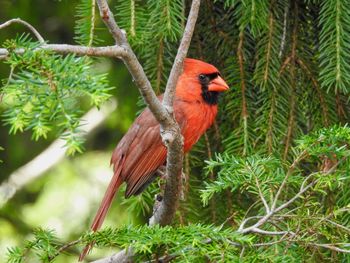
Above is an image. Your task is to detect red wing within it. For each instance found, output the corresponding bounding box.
[111,101,187,198]
[124,142,166,197]
[111,108,166,197]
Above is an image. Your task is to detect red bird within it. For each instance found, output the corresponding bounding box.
[80,58,229,260]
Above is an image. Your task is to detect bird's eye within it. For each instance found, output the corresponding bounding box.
[199,74,207,81]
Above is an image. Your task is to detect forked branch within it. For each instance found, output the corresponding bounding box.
[0,0,201,262]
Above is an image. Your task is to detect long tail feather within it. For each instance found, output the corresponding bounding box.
[79,164,124,261]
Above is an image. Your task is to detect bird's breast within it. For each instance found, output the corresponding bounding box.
[175,100,218,152]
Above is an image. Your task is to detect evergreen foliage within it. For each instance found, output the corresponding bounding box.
[2,0,350,262]
[1,35,112,154]
[319,0,350,93]
[7,229,59,263]
[75,0,103,46]
[115,0,184,93]
[6,126,350,261]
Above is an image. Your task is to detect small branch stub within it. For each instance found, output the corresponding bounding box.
[161,131,175,146]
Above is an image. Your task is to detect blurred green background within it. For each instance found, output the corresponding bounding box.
[0,0,143,261]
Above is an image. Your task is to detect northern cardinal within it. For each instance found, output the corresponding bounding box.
[79,58,229,260]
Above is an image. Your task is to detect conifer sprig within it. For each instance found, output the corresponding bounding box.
[1,35,113,154]
[319,0,350,93]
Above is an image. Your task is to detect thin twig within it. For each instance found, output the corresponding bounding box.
[49,239,82,261]
[271,149,308,210]
[278,56,291,75]
[279,4,288,58]
[268,209,350,235]
[238,216,263,231]
[255,177,270,213]
[325,218,350,234]
[238,156,345,235]
[253,232,290,247]
[0,18,45,43]
[311,243,350,254]
[250,228,292,236]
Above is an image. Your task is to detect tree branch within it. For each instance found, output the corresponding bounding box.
[95,0,128,46]
[0,44,127,59]
[162,0,201,109]
[94,1,169,127]
[1,0,201,260]
[149,0,201,226]
[89,0,201,262]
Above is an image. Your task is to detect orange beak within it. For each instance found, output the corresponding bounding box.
[208,76,229,92]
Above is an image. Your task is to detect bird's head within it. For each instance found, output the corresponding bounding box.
[176,58,229,105]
